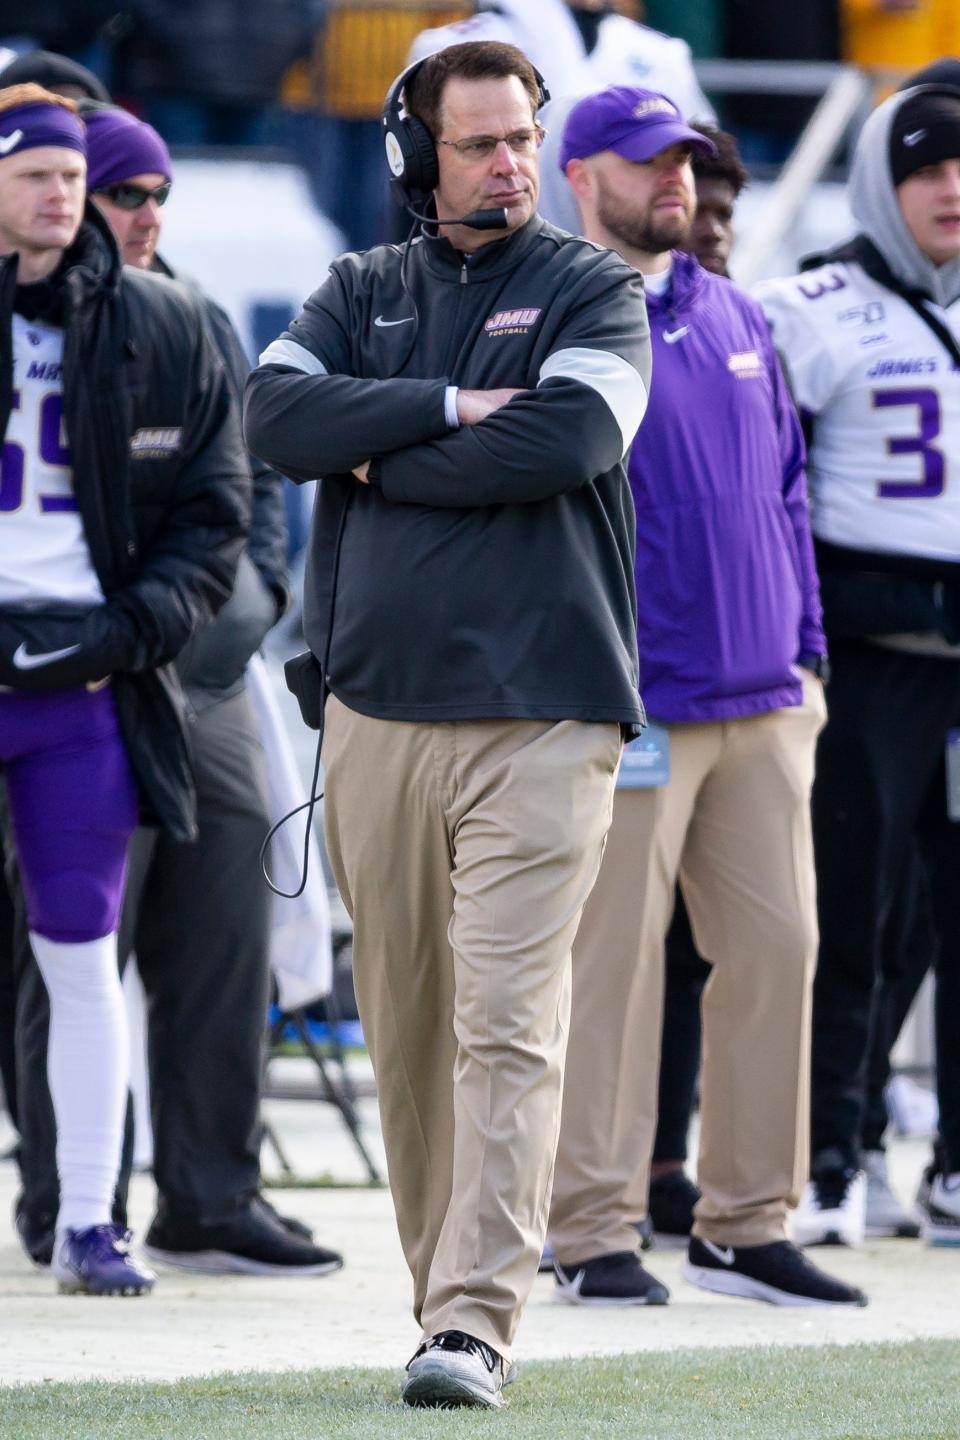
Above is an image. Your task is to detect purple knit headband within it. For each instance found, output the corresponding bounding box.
[84,107,172,191]
[0,100,86,160]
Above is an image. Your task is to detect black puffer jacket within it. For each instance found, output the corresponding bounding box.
[0,207,250,839]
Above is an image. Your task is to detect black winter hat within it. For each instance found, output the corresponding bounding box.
[0,49,111,103]
[891,88,960,186]
[901,58,960,92]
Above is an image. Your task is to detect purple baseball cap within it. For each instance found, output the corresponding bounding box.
[559,86,717,170]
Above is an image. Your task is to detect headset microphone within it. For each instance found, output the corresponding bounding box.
[404,204,509,231]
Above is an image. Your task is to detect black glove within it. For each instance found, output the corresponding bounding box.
[0,602,138,691]
[75,603,142,676]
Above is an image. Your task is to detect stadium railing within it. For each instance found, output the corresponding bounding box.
[695,59,874,288]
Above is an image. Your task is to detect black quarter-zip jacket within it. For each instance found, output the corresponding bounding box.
[245,215,651,727]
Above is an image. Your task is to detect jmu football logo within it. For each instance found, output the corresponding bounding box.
[130,426,183,458]
[484,308,541,337]
[727,350,764,379]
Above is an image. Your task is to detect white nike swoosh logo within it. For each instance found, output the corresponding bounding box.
[702,1239,735,1266]
[0,130,23,155]
[903,130,926,147]
[12,641,82,670]
[663,326,689,344]
[374,315,414,328]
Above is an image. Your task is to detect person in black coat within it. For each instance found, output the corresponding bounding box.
[11,101,343,1279]
[0,81,248,1295]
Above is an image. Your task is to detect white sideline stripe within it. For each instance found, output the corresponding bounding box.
[257,337,328,375]
[538,346,648,456]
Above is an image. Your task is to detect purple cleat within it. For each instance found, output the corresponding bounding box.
[52,1224,156,1296]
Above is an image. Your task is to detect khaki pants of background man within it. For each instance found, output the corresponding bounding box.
[322,695,622,1360]
[550,675,826,1263]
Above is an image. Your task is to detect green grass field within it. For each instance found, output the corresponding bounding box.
[3,1341,958,1440]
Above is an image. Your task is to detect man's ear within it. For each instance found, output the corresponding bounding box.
[565,157,593,205]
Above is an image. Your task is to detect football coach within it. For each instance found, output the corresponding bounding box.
[245,40,650,1409]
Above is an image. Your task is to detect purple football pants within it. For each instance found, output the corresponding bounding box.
[0,687,138,942]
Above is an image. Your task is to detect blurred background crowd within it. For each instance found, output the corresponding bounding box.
[3,0,953,566]
[2,1,957,251]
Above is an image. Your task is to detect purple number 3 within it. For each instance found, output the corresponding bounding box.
[873,387,945,499]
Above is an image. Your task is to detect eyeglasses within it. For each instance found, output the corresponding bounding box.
[436,124,547,162]
[95,180,172,211]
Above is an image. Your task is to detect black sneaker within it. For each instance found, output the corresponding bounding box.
[252,1193,313,1242]
[14,1199,56,1270]
[684,1236,868,1307]
[554,1250,670,1306]
[402,1331,507,1409]
[648,1170,700,1240]
[144,1200,343,1276]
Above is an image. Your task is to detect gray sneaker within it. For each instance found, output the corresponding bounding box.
[863,1150,920,1238]
[402,1331,507,1409]
[919,1171,960,1246]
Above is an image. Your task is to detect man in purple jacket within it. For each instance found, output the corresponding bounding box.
[547,86,866,1308]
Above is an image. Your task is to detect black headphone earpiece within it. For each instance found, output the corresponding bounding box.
[382,59,439,207]
[381,55,550,210]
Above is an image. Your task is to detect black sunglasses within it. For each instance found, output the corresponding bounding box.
[96,180,172,211]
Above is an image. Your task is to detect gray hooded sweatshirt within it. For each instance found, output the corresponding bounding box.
[849,84,960,310]
[766,84,960,644]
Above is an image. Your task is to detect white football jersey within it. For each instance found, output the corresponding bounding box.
[0,314,103,605]
[581,15,715,123]
[409,6,715,123]
[756,261,960,564]
[408,0,587,98]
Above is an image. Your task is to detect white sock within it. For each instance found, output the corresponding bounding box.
[31,932,129,1233]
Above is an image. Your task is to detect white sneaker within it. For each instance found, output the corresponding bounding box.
[920,1172,960,1247]
[793,1166,866,1247]
[402,1331,506,1409]
[863,1150,920,1238]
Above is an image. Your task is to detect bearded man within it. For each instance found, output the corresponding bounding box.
[545,87,865,1310]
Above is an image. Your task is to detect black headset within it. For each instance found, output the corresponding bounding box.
[381,54,550,211]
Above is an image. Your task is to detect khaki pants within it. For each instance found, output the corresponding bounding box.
[550,676,826,1259]
[321,695,621,1359]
